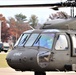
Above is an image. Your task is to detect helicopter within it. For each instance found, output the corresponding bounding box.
[6,19,76,75]
[2,0,76,75]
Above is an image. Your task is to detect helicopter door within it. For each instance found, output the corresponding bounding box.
[71,35,76,56]
[53,33,70,68]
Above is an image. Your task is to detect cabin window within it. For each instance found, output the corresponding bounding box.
[33,33,55,49]
[71,35,76,56]
[72,35,76,48]
[55,35,68,50]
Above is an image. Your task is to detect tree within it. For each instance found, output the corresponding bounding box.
[7,17,16,26]
[29,15,38,28]
[0,15,10,42]
[15,13,27,23]
[1,22,10,42]
[49,11,71,20]
[7,16,32,44]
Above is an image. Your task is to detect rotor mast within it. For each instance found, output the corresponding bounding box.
[67,0,76,17]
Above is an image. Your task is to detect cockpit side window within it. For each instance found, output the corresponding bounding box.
[55,34,68,50]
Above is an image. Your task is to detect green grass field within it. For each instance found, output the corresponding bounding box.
[0,54,8,68]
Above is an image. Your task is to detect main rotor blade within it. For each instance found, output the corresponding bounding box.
[0,3,61,8]
[0,2,76,8]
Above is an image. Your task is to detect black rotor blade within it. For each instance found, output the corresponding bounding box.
[0,3,61,8]
[0,2,76,8]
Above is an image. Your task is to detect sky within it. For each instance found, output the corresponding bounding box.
[0,0,67,5]
[0,0,72,24]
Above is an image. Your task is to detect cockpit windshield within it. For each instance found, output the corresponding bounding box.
[18,33,30,46]
[33,33,55,49]
[25,34,39,46]
[15,33,55,49]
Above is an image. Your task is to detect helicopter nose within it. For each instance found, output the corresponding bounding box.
[6,48,39,71]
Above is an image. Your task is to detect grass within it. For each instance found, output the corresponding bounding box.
[0,54,8,68]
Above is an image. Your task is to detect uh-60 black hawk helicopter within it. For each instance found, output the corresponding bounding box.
[1,0,76,75]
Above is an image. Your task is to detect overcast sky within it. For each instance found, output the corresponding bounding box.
[0,0,72,24]
[0,0,67,5]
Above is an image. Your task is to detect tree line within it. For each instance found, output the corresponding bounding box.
[1,11,71,43]
[1,13,38,43]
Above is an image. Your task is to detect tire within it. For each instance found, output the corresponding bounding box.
[34,72,46,75]
[4,50,7,53]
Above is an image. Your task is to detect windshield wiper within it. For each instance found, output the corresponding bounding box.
[22,35,29,47]
[22,35,28,44]
[32,35,41,47]
[35,36,41,44]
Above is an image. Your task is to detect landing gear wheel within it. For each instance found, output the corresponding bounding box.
[34,72,46,75]
[4,51,7,53]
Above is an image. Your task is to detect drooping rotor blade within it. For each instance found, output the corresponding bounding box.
[0,2,76,8]
[0,3,62,8]
[0,2,75,8]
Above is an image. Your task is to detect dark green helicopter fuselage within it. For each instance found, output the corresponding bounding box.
[6,18,76,75]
